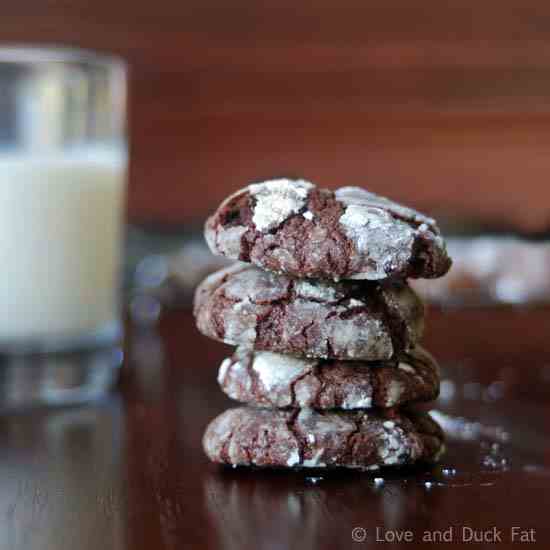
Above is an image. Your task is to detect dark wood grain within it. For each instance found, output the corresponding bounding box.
[1,306,549,549]
[2,2,550,228]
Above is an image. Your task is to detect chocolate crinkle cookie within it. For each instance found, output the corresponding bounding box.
[203,407,444,470]
[194,263,425,361]
[205,178,451,281]
[218,346,439,409]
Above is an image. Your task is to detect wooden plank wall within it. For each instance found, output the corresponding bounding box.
[2,1,550,230]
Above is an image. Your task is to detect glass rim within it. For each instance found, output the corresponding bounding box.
[0,44,126,71]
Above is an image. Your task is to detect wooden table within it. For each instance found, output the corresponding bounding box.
[1,306,549,549]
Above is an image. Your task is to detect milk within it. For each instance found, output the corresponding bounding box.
[0,149,126,347]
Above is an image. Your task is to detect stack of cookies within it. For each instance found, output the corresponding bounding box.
[195,179,451,471]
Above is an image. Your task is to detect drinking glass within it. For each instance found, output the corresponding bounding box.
[0,46,127,353]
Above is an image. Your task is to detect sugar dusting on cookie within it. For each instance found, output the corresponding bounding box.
[294,280,340,302]
[335,187,446,280]
[252,351,310,392]
[385,380,405,407]
[341,391,373,409]
[377,422,410,465]
[339,204,416,280]
[215,225,248,257]
[249,178,313,232]
[217,358,232,385]
[285,449,300,467]
[336,186,436,227]
[302,448,326,468]
[329,316,393,360]
[398,362,416,374]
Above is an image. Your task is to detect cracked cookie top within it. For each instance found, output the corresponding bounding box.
[205,178,451,281]
[193,263,424,361]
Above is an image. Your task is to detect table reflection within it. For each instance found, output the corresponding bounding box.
[0,398,125,550]
[203,468,443,550]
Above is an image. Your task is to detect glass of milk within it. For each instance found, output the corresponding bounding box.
[0,47,127,353]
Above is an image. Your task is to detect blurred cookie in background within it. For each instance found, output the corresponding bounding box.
[410,237,550,306]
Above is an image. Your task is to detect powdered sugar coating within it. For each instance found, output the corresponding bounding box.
[214,225,248,258]
[398,362,416,374]
[217,358,232,385]
[380,281,426,348]
[202,407,444,470]
[286,449,300,467]
[385,380,405,407]
[341,391,373,410]
[294,280,340,302]
[336,186,436,226]
[203,408,301,468]
[339,205,415,280]
[376,421,421,466]
[194,264,424,360]
[252,351,311,394]
[217,345,439,409]
[249,179,314,232]
[302,448,326,467]
[336,186,447,281]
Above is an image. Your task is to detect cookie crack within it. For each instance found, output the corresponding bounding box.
[371,286,402,357]
[397,212,436,233]
[325,338,335,360]
[241,229,264,261]
[220,427,235,464]
[245,357,264,405]
[285,409,303,466]
[288,362,318,408]
[313,363,331,408]
[342,412,363,464]
[300,318,316,344]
